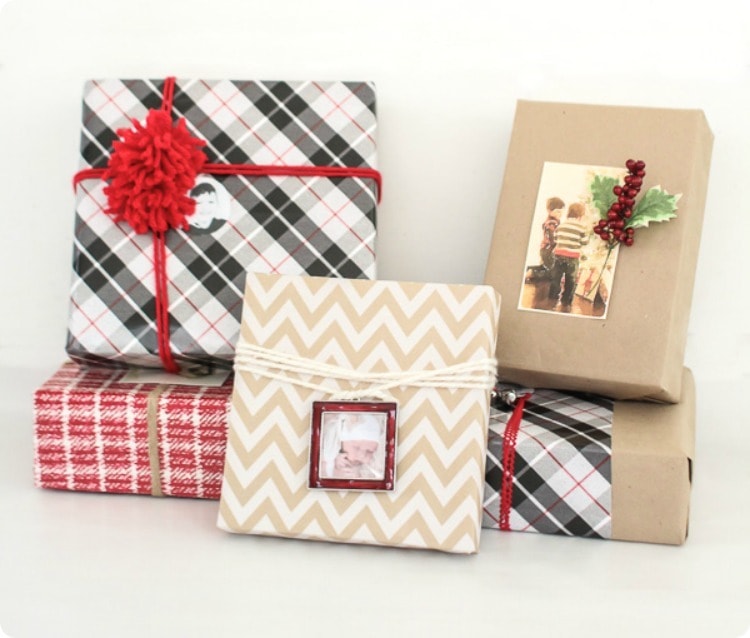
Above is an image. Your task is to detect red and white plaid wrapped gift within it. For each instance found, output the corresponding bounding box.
[33,362,231,499]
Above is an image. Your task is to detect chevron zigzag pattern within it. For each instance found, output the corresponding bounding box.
[218,272,501,553]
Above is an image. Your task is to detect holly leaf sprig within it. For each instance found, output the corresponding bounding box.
[593,159,680,247]
[627,186,680,229]
[590,174,620,217]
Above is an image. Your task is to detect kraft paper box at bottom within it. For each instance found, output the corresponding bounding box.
[483,368,695,545]
[217,271,501,554]
[33,362,231,499]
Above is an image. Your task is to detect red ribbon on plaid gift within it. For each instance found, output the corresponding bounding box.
[499,392,531,531]
[73,77,382,373]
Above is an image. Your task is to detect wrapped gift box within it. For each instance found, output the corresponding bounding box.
[218,272,501,553]
[482,368,695,545]
[33,362,231,498]
[484,100,713,401]
[67,78,379,371]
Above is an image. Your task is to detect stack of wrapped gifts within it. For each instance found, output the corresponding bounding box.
[33,82,712,552]
[481,101,711,545]
[35,77,381,499]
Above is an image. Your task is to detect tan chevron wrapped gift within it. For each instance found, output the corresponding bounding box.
[217,272,501,553]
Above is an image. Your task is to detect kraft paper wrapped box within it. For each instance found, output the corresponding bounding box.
[67,78,380,372]
[218,272,501,553]
[482,368,695,545]
[484,100,713,401]
[33,362,231,499]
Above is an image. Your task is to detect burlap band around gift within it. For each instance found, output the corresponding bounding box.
[146,384,167,497]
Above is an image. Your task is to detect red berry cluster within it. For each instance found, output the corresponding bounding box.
[594,159,646,247]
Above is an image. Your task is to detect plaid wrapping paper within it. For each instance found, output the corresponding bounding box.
[33,362,231,498]
[483,388,614,539]
[67,78,379,370]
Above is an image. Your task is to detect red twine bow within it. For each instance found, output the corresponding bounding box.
[102,109,207,234]
[98,77,204,373]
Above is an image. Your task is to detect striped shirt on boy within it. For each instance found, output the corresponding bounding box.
[553,219,589,258]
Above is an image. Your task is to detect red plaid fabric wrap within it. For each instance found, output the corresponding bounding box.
[33,362,231,499]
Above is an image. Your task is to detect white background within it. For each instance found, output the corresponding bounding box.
[0,1,749,636]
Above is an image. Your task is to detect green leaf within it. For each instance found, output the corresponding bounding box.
[590,174,620,218]
[627,186,681,229]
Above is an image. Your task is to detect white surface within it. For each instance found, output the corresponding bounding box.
[0,1,749,636]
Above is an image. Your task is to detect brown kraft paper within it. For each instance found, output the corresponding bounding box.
[484,100,713,401]
[612,368,695,545]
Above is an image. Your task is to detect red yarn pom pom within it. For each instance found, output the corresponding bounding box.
[102,110,207,234]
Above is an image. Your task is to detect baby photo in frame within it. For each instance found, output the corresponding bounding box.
[309,401,398,492]
[519,161,626,319]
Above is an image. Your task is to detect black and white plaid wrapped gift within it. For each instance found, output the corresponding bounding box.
[484,388,614,539]
[67,78,380,371]
[483,369,695,545]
